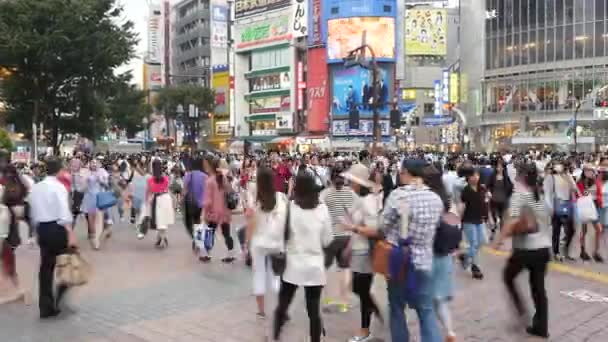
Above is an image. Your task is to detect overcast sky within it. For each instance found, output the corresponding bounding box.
[116,0,149,87]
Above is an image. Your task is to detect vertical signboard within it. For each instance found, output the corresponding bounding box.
[307,48,329,132]
[292,0,308,38]
[212,67,229,115]
[297,62,306,110]
[442,70,450,104]
[309,0,322,46]
[450,73,459,104]
[211,5,228,48]
[434,80,442,116]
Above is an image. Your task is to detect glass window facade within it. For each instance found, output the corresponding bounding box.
[486,0,607,70]
[250,48,290,71]
[483,67,608,114]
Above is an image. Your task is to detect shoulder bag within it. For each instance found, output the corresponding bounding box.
[270,201,290,276]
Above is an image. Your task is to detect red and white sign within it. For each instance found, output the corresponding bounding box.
[306,48,329,132]
[11,151,30,163]
[297,62,306,111]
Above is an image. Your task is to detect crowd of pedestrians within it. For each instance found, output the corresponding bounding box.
[0,148,607,341]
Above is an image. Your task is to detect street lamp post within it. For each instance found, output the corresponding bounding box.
[574,100,581,153]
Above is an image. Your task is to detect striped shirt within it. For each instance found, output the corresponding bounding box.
[322,186,355,236]
[508,188,551,250]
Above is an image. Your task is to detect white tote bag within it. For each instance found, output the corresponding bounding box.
[576,195,598,223]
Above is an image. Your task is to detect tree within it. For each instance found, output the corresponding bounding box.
[107,73,152,138]
[0,128,14,151]
[0,0,137,154]
[154,85,215,139]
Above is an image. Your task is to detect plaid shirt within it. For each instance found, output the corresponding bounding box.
[381,184,443,271]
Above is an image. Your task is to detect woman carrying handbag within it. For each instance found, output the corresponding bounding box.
[493,162,551,339]
[273,172,333,342]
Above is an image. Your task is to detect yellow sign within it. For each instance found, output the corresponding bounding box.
[450,73,459,104]
[405,9,447,56]
[401,89,416,101]
[212,70,229,116]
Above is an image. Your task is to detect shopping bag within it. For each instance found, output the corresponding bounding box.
[203,225,215,250]
[96,191,117,210]
[193,224,205,250]
[55,250,91,287]
[576,195,598,223]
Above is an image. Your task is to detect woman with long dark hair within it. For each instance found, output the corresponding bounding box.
[423,165,458,342]
[273,172,333,342]
[460,169,486,279]
[495,162,551,339]
[202,156,235,263]
[576,164,604,262]
[145,159,174,248]
[245,166,286,319]
[488,159,513,240]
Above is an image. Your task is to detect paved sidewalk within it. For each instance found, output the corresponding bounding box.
[1,216,608,341]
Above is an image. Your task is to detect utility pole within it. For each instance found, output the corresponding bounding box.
[574,100,581,153]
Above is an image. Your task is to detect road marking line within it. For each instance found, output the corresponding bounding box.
[483,247,608,285]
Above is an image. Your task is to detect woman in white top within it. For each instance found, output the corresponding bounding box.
[340,164,383,342]
[245,167,286,319]
[273,172,333,342]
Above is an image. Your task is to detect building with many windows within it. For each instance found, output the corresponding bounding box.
[476,0,608,151]
[171,0,213,86]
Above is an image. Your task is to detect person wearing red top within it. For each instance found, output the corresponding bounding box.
[144,160,174,248]
[272,157,292,194]
[576,165,604,262]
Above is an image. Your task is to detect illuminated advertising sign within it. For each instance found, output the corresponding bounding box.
[307,48,329,132]
[332,119,390,136]
[450,73,459,104]
[212,69,229,115]
[250,72,291,92]
[250,95,290,113]
[297,62,305,110]
[327,17,395,61]
[237,16,291,49]
[401,88,416,101]
[434,80,442,116]
[405,9,447,56]
[215,121,231,135]
[235,0,291,19]
[442,70,450,103]
[332,64,393,116]
[148,64,162,90]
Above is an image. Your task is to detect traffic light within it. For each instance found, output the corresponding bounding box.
[349,107,360,129]
[390,109,401,129]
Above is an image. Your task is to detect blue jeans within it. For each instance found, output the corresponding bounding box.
[463,223,485,266]
[387,269,442,342]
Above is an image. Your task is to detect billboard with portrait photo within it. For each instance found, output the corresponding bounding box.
[331,64,393,117]
[327,17,395,61]
[405,9,447,56]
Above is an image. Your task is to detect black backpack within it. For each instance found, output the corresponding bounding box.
[433,212,462,256]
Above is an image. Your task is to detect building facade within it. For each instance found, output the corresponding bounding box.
[171,0,213,86]
[398,1,461,150]
[232,0,303,144]
[477,0,608,151]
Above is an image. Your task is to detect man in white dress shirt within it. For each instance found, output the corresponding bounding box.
[30,157,77,318]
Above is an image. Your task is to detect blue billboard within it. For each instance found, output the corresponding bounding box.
[331,64,393,118]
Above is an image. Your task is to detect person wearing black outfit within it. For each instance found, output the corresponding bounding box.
[460,169,486,279]
[495,162,551,339]
[382,162,399,204]
[488,159,513,240]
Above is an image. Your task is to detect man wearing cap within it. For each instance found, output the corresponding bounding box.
[381,159,443,342]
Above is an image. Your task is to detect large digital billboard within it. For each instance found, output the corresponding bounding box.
[331,64,393,117]
[327,17,395,61]
[405,9,447,56]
